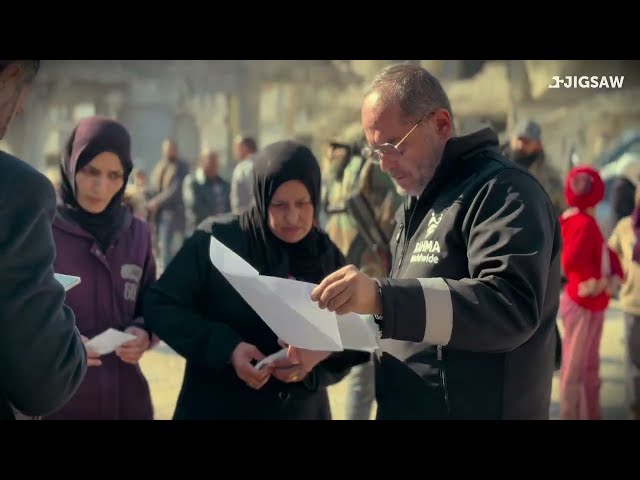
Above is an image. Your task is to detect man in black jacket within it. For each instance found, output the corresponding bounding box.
[0,60,87,419]
[309,63,562,419]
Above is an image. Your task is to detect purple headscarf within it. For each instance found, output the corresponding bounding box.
[59,116,133,251]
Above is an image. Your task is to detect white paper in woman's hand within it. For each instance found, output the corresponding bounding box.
[84,328,137,355]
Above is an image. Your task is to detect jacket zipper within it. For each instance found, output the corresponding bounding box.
[393,223,405,277]
[396,198,449,416]
[437,345,450,416]
[395,199,418,276]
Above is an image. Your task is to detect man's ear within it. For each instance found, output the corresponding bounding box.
[434,109,453,138]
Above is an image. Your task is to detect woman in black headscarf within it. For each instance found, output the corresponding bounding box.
[145,140,370,419]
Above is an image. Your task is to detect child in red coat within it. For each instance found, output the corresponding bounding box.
[559,165,623,420]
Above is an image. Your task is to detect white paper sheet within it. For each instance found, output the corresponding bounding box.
[208,234,259,277]
[224,271,343,351]
[85,328,137,355]
[336,313,379,352]
[209,235,378,352]
[54,273,81,291]
[255,348,288,370]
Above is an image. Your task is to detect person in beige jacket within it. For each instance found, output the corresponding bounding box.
[608,173,640,420]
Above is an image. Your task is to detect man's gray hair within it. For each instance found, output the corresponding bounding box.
[365,63,453,124]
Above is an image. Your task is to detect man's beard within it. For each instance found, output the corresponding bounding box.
[394,183,408,197]
[393,177,427,198]
[511,150,539,169]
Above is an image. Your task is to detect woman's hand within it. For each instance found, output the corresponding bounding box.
[270,364,308,383]
[230,342,271,390]
[80,335,102,367]
[116,326,151,365]
[270,339,331,376]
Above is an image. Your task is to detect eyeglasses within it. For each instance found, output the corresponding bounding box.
[362,111,434,164]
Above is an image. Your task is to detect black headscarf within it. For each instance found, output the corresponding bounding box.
[238,140,332,282]
[59,116,133,252]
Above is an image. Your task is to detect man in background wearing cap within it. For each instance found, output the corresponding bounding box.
[0,60,87,419]
[607,157,640,419]
[504,119,566,218]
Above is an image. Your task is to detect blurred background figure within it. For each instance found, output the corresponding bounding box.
[230,135,258,215]
[320,137,401,420]
[602,153,640,239]
[559,165,623,420]
[322,138,400,276]
[503,118,566,217]
[321,141,357,249]
[43,151,62,202]
[124,167,151,220]
[608,165,640,419]
[148,138,190,271]
[183,149,231,235]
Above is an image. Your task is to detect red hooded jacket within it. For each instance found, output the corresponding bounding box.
[560,166,623,311]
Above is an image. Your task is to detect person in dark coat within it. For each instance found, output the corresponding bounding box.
[44,116,158,420]
[0,60,87,420]
[145,140,369,420]
[183,149,231,235]
[148,138,190,271]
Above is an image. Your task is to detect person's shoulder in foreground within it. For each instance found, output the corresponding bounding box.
[0,150,87,419]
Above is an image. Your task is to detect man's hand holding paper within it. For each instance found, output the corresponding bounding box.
[311,264,383,316]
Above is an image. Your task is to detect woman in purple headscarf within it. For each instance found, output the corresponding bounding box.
[45,116,158,420]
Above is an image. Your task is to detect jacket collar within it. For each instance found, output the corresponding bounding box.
[415,128,498,196]
[404,128,499,216]
[437,128,499,182]
[54,206,133,244]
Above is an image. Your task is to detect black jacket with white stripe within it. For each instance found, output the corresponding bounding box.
[375,128,562,420]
